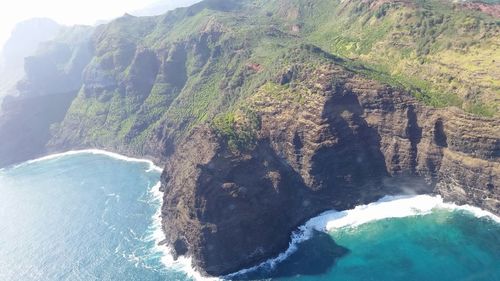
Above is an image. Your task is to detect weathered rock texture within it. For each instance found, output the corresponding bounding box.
[0,0,498,277]
[160,60,500,276]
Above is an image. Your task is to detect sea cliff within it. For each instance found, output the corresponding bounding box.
[0,0,498,277]
[159,50,499,275]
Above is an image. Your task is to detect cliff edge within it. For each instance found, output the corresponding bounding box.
[160,48,499,276]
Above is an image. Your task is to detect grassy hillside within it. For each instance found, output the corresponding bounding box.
[265,0,499,115]
[34,0,498,156]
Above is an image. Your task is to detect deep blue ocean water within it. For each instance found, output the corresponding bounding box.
[0,152,498,281]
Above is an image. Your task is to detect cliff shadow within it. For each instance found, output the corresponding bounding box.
[190,140,340,276]
[0,90,79,167]
[308,86,390,204]
[226,230,349,280]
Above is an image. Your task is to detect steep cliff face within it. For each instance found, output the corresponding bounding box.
[433,111,499,212]
[47,10,258,161]
[0,26,93,167]
[160,48,499,276]
[0,18,61,106]
[0,0,498,277]
[2,0,499,166]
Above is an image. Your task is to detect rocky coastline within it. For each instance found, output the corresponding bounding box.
[158,60,499,276]
[0,46,498,278]
[0,0,498,277]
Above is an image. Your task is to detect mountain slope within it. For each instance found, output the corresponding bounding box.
[268,0,500,115]
[131,0,202,16]
[45,0,499,161]
[0,18,61,106]
[0,0,498,276]
[161,44,499,275]
[0,25,94,166]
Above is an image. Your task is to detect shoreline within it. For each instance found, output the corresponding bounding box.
[5,149,216,280]
[148,182,220,281]
[5,151,499,280]
[227,194,500,278]
[14,149,164,173]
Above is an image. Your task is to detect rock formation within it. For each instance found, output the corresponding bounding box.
[160,52,499,275]
[0,0,498,277]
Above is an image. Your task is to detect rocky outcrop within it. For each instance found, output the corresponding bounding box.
[0,18,61,107]
[0,27,93,167]
[0,1,497,277]
[0,91,78,167]
[160,57,500,276]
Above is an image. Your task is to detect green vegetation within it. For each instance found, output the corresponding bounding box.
[212,108,260,152]
[40,0,497,154]
[293,0,499,112]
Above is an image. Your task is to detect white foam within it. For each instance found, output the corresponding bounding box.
[315,194,500,231]
[16,152,213,279]
[17,149,163,173]
[147,182,220,281]
[14,152,499,279]
[228,194,500,277]
[161,251,221,281]
[14,151,212,277]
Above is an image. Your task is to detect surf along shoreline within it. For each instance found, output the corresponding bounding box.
[6,150,500,281]
[227,194,500,278]
[7,149,220,281]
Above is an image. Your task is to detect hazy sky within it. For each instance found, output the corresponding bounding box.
[0,0,160,49]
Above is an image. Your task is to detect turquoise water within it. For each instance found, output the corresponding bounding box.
[0,153,190,281]
[0,152,499,281]
[237,210,500,281]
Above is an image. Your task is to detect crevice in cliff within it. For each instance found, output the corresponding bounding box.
[312,89,389,191]
[406,105,422,174]
[433,119,447,148]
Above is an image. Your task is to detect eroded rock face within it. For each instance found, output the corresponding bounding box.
[160,63,500,276]
[0,29,93,167]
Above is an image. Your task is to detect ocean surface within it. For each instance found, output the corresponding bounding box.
[0,151,498,281]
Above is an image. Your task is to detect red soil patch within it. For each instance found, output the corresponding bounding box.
[462,2,500,18]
